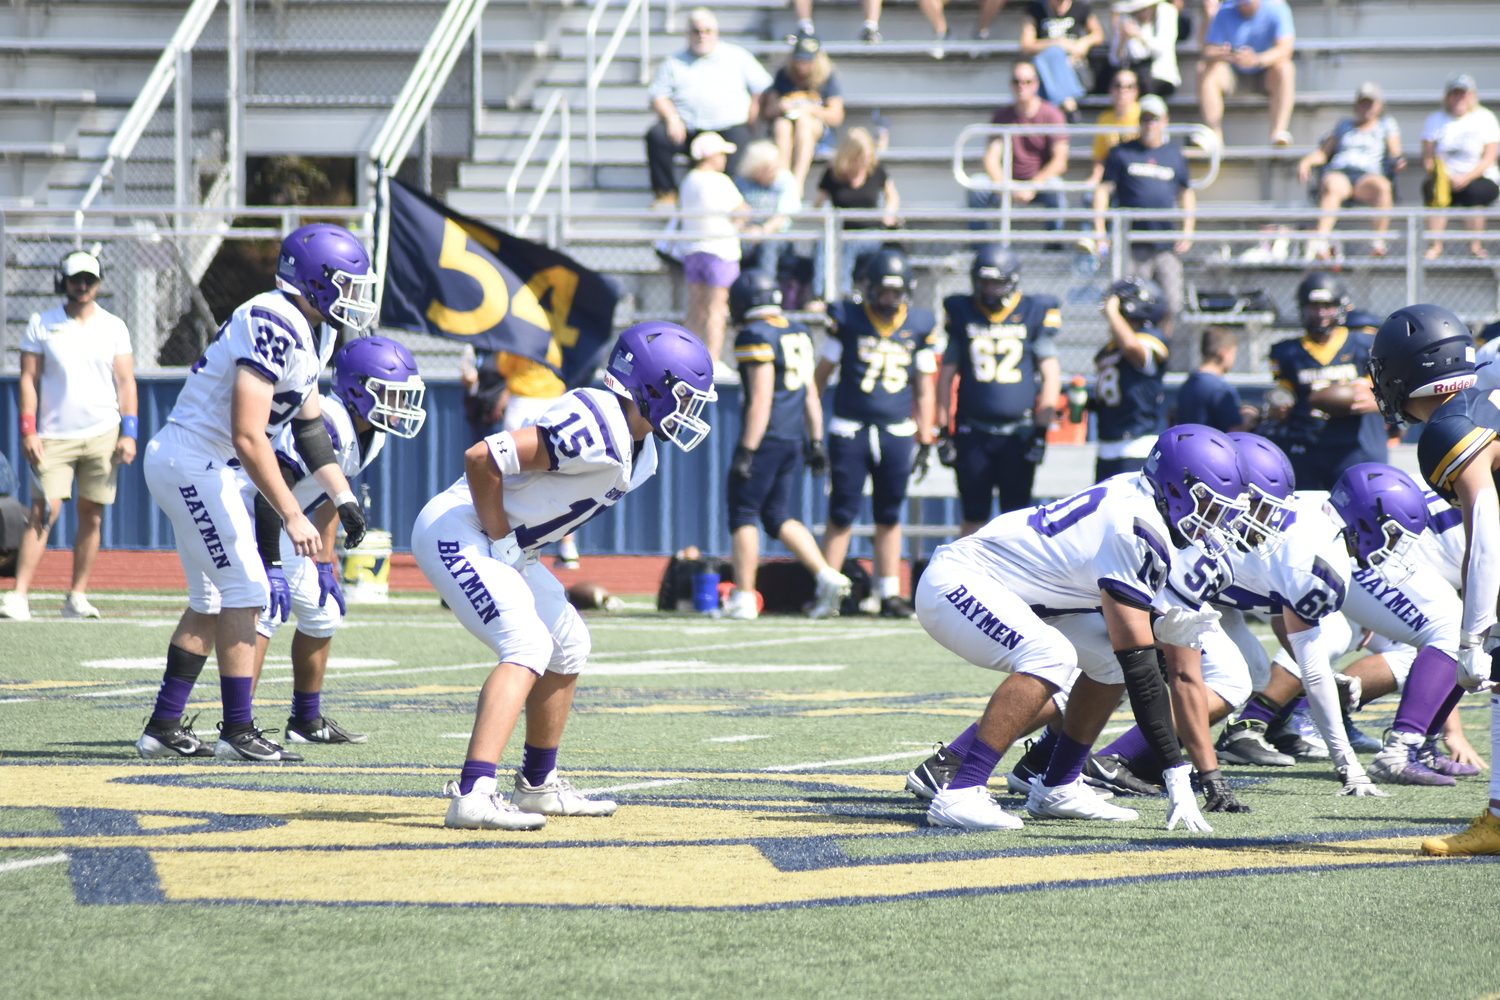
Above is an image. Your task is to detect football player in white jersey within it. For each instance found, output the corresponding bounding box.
[423,322,716,831]
[911,425,1240,833]
[243,335,426,746]
[135,223,374,763]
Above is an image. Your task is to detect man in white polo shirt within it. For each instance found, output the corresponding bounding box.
[4,251,137,621]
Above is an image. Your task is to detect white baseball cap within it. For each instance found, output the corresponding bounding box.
[689,131,737,159]
[61,250,102,278]
[1138,94,1169,118]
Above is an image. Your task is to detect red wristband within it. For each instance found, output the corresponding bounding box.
[19,414,36,436]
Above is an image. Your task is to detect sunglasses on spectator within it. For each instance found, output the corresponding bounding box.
[1112,81,1138,90]
[688,25,716,34]
[1011,77,1038,86]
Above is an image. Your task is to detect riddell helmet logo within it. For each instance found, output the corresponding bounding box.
[1432,376,1477,393]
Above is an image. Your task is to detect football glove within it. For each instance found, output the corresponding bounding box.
[1335,757,1389,797]
[936,429,957,468]
[1457,633,1500,693]
[805,439,829,478]
[1153,606,1221,650]
[1163,763,1213,832]
[730,443,755,481]
[913,442,934,482]
[1201,773,1251,813]
[317,560,346,615]
[266,566,291,623]
[1023,424,1048,464]
[489,532,528,571]
[337,500,367,550]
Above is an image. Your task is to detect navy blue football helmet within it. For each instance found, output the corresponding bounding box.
[1107,276,1168,326]
[971,244,1020,309]
[729,271,782,325]
[1368,304,1476,425]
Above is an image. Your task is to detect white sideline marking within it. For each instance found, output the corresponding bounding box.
[589,628,896,659]
[1099,725,1129,736]
[0,853,69,875]
[82,656,398,671]
[74,686,158,698]
[705,735,772,742]
[761,750,932,772]
[587,662,843,676]
[440,733,472,738]
[0,698,39,705]
[585,778,692,794]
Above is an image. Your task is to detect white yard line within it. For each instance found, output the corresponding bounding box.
[589,628,896,659]
[0,698,39,705]
[761,750,931,772]
[705,734,772,742]
[0,853,69,874]
[584,778,693,794]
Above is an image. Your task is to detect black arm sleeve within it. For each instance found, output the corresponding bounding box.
[1114,645,1183,771]
[253,491,284,568]
[291,416,337,473]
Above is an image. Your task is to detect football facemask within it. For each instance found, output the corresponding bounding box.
[365,374,427,438]
[654,377,718,452]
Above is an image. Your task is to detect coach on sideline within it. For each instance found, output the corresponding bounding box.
[2,251,136,621]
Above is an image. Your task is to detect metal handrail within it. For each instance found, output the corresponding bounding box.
[953,123,1222,194]
[75,0,220,219]
[506,91,571,231]
[585,0,651,166]
[370,0,490,175]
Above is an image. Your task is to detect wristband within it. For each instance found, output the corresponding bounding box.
[333,490,357,508]
[19,414,36,436]
[120,415,139,439]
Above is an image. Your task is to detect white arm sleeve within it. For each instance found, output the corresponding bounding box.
[1286,623,1353,765]
[1463,489,1500,640]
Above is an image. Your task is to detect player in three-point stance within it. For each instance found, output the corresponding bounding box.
[937,245,1062,532]
[422,322,716,830]
[1367,304,1500,854]
[244,335,427,746]
[723,271,851,620]
[909,424,1240,832]
[135,223,373,762]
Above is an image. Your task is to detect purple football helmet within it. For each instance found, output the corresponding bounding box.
[603,321,717,451]
[1142,424,1247,553]
[1228,432,1296,554]
[1328,463,1428,583]
[332,335,426,439]
[277,223,379,331]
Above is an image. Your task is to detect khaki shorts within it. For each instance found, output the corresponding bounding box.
[1207,61,1270,96]
[31,429,120,504]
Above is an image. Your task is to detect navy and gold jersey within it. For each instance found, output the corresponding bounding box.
[942,292,1060,423]
[733,316,817,441]
[1418,382,1500,505]
[1093,326,1167,441]
[1268,328,1387,453]
[826,301,940,426]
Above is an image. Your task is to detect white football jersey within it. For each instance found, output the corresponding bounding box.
[1155,538,1234,614]
[1214,491,1350,623]
[945,474,1172,613]
[443,388,657,553]
[238,398,385,515]
[1416,490,1465,591]
[167,291,337,460]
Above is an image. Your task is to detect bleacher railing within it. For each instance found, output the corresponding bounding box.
[506,91,572,235]
[585,0,653,167]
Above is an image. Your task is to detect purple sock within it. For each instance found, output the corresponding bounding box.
[946,724,980,758]
[1425,684,1467,738]
[1125,745,1164,782]
[150,676,197,726]
[1394,647,1459,735]
[521,744,558,785]
[1100,725,1151,761]
[1237,696,1279,725]
[1042,733,1092,787]
[457,759,496,796]
[291,690,321,723]
[948,737,1003,790]
[220,676,253,728]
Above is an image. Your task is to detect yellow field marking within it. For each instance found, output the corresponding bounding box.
[751,692,918,703]
[585,705,748,715]
[135,814,208,831]
[362,686,480,696]
[0,680,111,690]
[792,707,982,718]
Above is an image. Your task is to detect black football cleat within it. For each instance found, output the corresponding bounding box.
[285,715,368,745]
[136,715,215,758]
[1083,753,1161,796]
[213,722,304,762]
[905,745,962,801]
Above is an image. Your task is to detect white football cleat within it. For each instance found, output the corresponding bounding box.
[1026,776,1138,821]
[806,567,852,619]
[0,592,31,621]
[512,770,618,816]
[443,777,547,830]
[926,784,1024,831]
[724,588,759,620]
[61,592,101,619]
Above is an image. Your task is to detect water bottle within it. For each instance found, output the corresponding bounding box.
[1066,376,1089,424]
[693,572,721,614]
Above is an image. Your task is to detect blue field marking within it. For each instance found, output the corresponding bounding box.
[68,848,167,905]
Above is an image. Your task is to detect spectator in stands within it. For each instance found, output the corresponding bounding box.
[1091,94,1194,346]
[4,251,137,622]
[679,132,751,374]
[1296,82,1403,259]
[811,127,900,302]
[1019,0,1105,122]
[969,62,1070,228]
[761,33,845,194]
[1422,72,1500,259]
[1173,326,1257,431]
[1198,0,1296,147]
[832,0,1010,43]
[1106,0,1179,98]
[735,140,801,282]
[646,8,772,210]
[1085,68,1141,189]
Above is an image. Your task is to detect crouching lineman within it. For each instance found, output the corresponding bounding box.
[1367,304,1500,854]
[938,245,1062,531]
[246,335,427,745]
[910,425,1240,832]
[724,272,851,620]
[136,223,371,762]
[421,322,715,830]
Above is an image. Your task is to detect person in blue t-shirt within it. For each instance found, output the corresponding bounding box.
[1199,0,1297,146]
[1092,94,1193,346]
[1173,326,1256,432]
